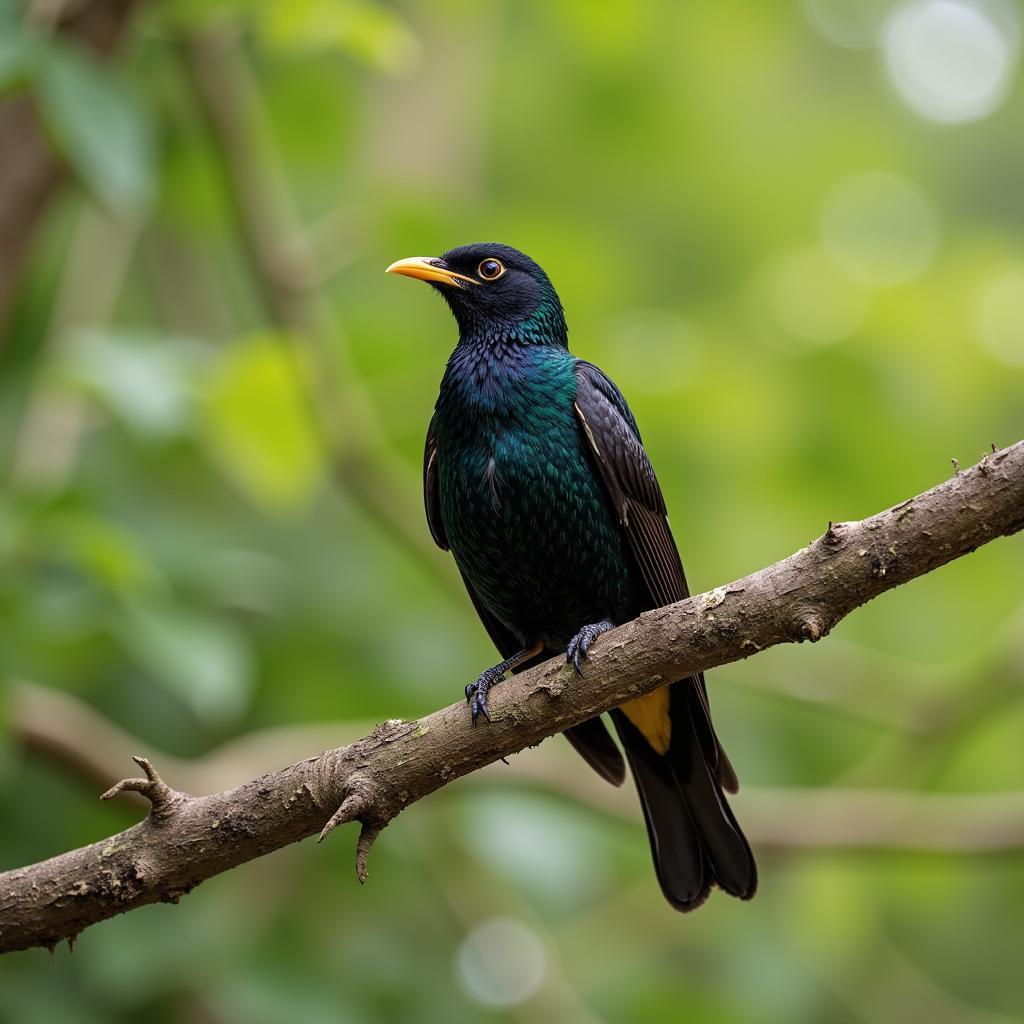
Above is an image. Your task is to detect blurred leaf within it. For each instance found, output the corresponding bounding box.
[0,25,38,93]
[57,328,200,439]
[256,0,421,74]
[46,510,164,597]
[32,40,155,212]
[201,334,325,513]
[119,598,253,727]
[785,861,875,961]
[165,0,420,73]
[0,677,11,785]
[0,497,16,561]
[164,0,255,30]
[187,548,292,615]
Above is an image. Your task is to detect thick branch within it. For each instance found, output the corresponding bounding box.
[15,679,1024,855]
[1,442,1022,954]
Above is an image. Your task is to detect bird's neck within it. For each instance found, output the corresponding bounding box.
[437,338,575,426]
[453,297,568,350]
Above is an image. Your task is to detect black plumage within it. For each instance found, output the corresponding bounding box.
[390,242,756,911]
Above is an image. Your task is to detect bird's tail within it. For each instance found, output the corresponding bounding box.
[611,683,757,912]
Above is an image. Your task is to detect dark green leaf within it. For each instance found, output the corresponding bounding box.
[32,40,155,211]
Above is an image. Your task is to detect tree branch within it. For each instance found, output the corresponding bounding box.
[13,676,1024,853]
[15,675,1024,875]
[1,441,1022,954]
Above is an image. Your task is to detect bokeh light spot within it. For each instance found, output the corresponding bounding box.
[765,246,868,345]
[883,0,1019,123]
[608,309,702,394]
[970,267,1024,367]
[455,917,547,1008]
[821,171,940,286]
[802,0,894,49]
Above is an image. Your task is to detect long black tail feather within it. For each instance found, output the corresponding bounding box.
[610,684,757,912]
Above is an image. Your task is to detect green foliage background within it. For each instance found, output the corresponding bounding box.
[1,0,1023,1021]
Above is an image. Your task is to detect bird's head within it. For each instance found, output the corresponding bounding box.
[386,242,567,347]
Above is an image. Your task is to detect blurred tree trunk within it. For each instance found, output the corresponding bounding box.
[0,0,141,326]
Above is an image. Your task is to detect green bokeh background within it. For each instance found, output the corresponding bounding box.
[2,0,1023,1021]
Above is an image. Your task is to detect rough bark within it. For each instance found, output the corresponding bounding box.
[0,0,141,325]
[13,679,1024,854]
[1,441,1022,954]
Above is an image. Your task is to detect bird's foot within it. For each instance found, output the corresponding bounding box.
[465,665,505,725]
[464,643,544,725]
[566,619,616,674]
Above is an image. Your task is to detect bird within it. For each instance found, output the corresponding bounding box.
[387,242,756,912]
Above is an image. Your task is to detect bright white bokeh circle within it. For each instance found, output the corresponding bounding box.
[883,0,1019,123]
[455,917,547,1007]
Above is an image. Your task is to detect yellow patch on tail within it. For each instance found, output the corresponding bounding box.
[621,689,671,755]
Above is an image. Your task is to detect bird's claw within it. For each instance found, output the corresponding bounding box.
[565,619,616,676]
[465,671,496,724]
[463,644,544,725]
[470,689,491,724]
[566,636,584,674]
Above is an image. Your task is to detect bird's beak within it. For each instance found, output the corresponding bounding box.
[385,256,479,289]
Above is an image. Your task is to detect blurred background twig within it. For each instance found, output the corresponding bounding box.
[0,0,143,323]
[180,25,459,592]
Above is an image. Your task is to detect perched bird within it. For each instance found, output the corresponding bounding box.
[387,243,756,912]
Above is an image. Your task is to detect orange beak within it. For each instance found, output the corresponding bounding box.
[385,256,480,289]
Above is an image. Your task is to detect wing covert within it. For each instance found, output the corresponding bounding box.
[424,415,449,551]
[573,360,735,787]
[572,360,687,607]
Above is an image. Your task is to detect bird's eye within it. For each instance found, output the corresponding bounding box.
[478,259,505,281]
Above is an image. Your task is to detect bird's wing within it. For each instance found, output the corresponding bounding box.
[572,360,736,791]
[423,413,626,785]
[573,361,755,908]
[572,360,685,606]
[423,415,448,551]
